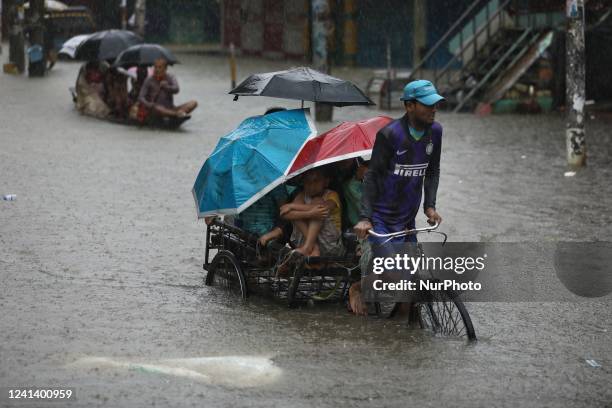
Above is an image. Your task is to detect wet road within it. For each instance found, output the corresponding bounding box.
[1,51,611,407]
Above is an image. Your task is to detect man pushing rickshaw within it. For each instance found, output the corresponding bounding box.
[192,72,475,340]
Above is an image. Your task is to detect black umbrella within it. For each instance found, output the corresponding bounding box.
[229,67,375,107]
[113,44,179,67]
[75,29,143,61]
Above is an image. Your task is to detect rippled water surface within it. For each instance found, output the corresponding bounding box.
[1,52,611,407]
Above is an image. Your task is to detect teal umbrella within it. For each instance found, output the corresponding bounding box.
[192,109,316,218]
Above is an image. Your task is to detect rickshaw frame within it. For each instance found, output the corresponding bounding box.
[203,218,361,306]
[202,218,477,341]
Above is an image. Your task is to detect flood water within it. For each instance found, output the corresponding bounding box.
[1,51,611,407]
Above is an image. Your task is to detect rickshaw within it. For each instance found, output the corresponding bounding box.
[194,109,476,341]
[202,218,477,341]
[69,87,191,129]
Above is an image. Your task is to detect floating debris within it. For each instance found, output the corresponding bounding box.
[68,355,282,387]
[585,359,601,368]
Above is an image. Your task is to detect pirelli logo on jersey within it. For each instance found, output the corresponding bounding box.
[393,163,428,177]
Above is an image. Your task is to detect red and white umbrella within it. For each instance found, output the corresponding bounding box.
[287,115,393,179]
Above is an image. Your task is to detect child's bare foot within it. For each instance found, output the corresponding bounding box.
[295,246,309,256]
[296,243,320,257]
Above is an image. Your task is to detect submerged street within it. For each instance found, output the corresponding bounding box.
[1,51,611,407]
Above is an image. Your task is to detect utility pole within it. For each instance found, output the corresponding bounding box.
[120,0,127,29]
[342,0,356,66]
[28,0,46,76]
[0,0,3,55]
[413,0,426,67]
[565,0,586,168]
[8,0,26,73]
[386,38,392,110]
[311,0,333,121]
[134,0,146,38]
[229,42,237,90]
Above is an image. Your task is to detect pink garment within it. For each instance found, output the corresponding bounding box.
[126,66,154,79]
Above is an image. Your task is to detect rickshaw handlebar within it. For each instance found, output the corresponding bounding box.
[367,222,440,238]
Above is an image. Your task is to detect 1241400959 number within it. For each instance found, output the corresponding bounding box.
[6,388,75,400]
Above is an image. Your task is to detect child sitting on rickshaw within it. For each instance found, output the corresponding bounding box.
[340,157,369,229]
[234,184,289,237]
[280,167,344,258]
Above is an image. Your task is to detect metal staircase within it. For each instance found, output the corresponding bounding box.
[404,0,559,112]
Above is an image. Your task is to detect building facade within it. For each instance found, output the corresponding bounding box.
[219,0,467,67]
[146,0,220,44]
[221,0,309,59]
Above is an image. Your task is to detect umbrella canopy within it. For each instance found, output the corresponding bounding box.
[74,29,143,61]
[192,109,316,218]
[58,34,91,59]
[229,67,375,107]
[287,116,393,178]
[113,43,178,67]
[25,0,67,10]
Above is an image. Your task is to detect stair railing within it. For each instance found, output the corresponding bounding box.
[408,0,486,82]
[435,0,516,90]
[407,0,515,90]
[453,27,533,112]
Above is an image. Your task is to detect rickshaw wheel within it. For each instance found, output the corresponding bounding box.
[417,279,476,341]
[286,265,304,308]
[205,250,248,299]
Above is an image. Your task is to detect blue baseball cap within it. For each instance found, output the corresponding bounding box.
[400,79,445,106]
